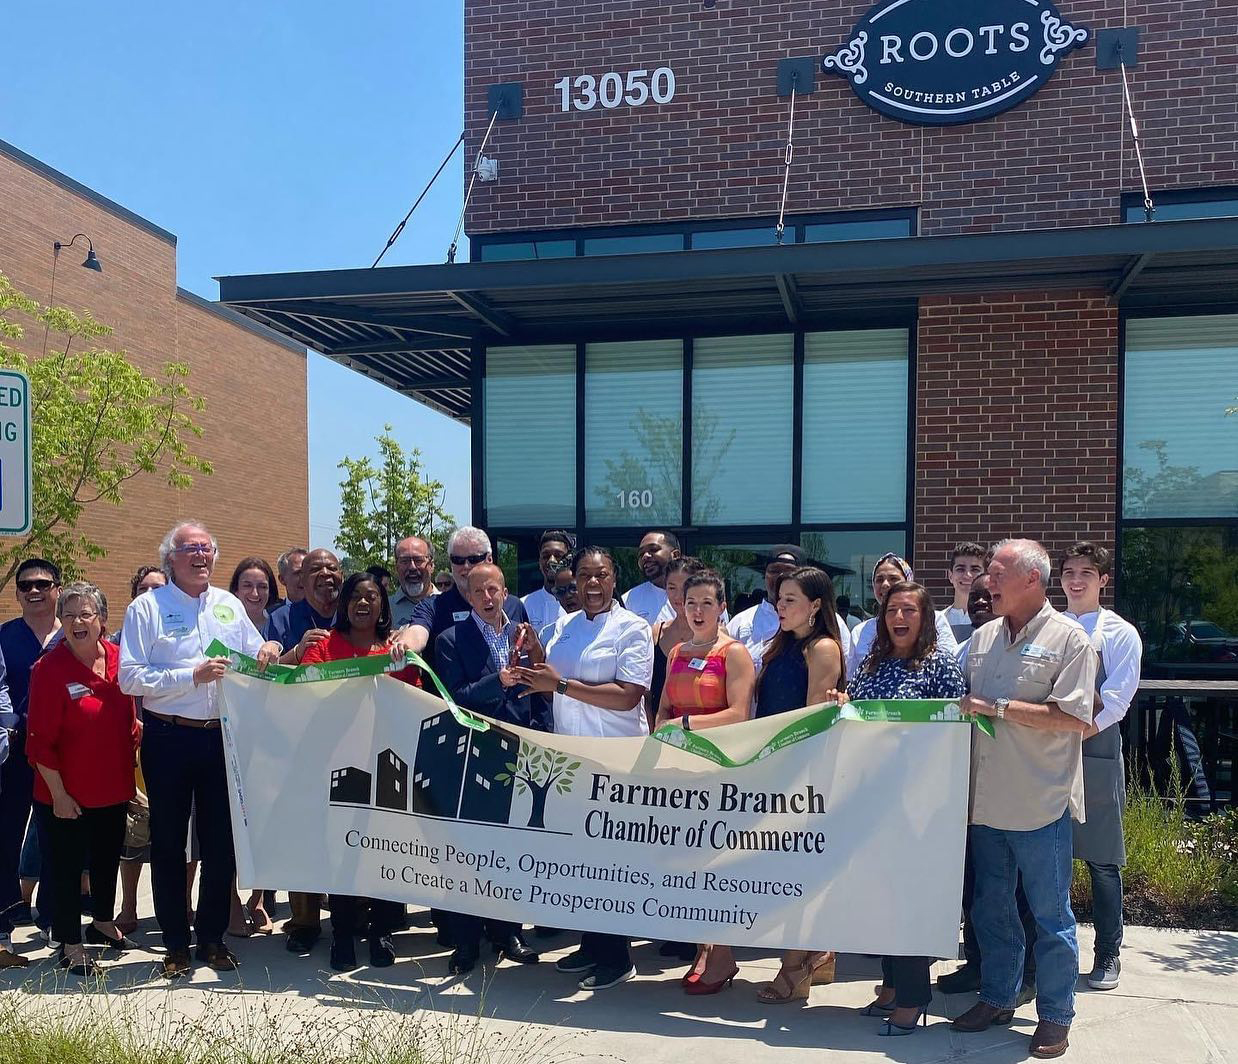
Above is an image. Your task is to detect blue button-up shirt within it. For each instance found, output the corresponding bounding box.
[472,610,515,673]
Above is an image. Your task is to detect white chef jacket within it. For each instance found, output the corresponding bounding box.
[942,605,972,637]
[847,611,959,677]
[1064,608,1143,732]
[119,582,265,721]
[622,581,669,626]
[521,587,563,635]
[726,600,852,672]
[544,603,652,738]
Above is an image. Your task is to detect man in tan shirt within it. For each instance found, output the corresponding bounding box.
[952,539,1098,1061]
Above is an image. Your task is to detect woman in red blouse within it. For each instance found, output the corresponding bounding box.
[300,571,419,972]
[27,582,139,976]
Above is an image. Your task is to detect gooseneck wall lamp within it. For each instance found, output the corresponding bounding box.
[43,233,103,357]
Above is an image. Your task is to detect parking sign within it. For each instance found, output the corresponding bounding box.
[0,369,32,536]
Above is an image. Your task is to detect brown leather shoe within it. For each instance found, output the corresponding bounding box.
[161,948,192,979]
[1030,1020,1070,1058]
[195,943,240,971]
[0,945,30,969]
[952,1001,1016,1032]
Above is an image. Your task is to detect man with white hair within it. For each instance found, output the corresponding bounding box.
[952,539,1098,1060]
[120,520,282,978]
[393,526,526,672]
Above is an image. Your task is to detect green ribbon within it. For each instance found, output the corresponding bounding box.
[207,640,489,733]
[652,698,994,768]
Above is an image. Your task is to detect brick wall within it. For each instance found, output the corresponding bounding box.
[914,291,1119,607]
[0,145,308,619]
[464,0,1238,236]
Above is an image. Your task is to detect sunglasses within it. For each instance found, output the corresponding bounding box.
[552,583,578,599]
[17,578,55,593]
[449,552,488,566]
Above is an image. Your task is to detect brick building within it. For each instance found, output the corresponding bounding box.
[0,140,308,617]
[220,1,1238,676]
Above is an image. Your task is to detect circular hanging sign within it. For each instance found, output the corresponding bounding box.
[822,0,1090,126]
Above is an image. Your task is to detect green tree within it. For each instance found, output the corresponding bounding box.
[496,741,579,829]
[0,274,211,591]
[335,425,454,570]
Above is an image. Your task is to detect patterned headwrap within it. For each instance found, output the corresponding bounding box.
[872,552,914,584]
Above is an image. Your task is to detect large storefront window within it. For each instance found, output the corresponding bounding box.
[584,339,683,526]
[484,345,576,525]
[801,530,908,617]
[1120,314,1238,675]
[692,335,793,525]
[801,329,908,523]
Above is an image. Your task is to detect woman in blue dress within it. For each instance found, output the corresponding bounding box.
[842,580,967,1037]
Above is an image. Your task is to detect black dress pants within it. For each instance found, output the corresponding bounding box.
[141,716,235,952]
[448,911,517,954]
[0,736,34,936]
[580,930,630,969]
[35,800,126,946]
[330,895,403,939]
[881,955,932,1008]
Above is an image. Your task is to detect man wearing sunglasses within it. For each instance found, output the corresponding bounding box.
[0,558,62,964]
[392,525,526,675]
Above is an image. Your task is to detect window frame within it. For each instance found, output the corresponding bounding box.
[1121,186,1238,224]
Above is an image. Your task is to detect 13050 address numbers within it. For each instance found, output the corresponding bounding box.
[554,68,676,112]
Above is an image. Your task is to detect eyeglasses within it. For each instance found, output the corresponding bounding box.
[552,583,578,599]
[17,579,55,593]
[449,552,488,566]
[396,555,430,567]
[171,543,214,556]
[62,610,98,623]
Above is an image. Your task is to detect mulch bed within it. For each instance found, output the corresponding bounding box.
[1074,895,1238,932]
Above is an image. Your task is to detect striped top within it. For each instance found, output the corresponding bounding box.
[664,642,731,719]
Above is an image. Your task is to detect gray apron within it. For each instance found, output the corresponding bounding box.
[1072,645,1127,866]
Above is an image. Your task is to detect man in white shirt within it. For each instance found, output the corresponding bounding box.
[726,545,851,672]
[120,521,281,978]
[942,541,987,644]
[522,529,573,634]
[1060,541,1142,992]
[622,530,681,625]
[390,535,439,628]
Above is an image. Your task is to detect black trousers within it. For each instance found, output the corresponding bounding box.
[141,716,235,952]
[330,895,403,939]
[35,801,126,946]
[580,930,630,968]
[881,955,932,1008]
[961,835,1037,977]
[448,911,517,954]
[0,735,34,935]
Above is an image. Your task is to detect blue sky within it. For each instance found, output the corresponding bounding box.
[4,2,471,547]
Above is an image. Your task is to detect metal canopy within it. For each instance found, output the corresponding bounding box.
[217,218,1238,424]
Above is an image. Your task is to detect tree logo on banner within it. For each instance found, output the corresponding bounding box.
[822,0,1090,126]
[496,741,580,830]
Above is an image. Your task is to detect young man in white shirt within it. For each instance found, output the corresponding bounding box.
[1059,541,1142,992]
[622,530,681,625]
[942,541,987,644]
[521,529,573,635]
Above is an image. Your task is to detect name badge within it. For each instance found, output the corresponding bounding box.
[1021,642,1061,663]
[688,657,708,671]
[453,611,470,622]
[163,611,185,628]
[66,682,91,699]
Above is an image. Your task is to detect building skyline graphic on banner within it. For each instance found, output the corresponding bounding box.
[328,708,577,830]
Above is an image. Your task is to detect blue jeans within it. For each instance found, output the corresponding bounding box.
[1086,862,1123,958]
[970,810,1079,1026]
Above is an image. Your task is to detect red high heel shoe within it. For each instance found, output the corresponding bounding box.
[684,966,738,995]
[682,946,709,986]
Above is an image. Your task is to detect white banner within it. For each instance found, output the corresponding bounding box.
[219,668,971,957]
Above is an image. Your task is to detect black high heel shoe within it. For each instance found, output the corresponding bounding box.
[85,925,136,952]
[878,1007,928,1036]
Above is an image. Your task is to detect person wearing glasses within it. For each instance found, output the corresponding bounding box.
[27,582,140,977]
[119,521,282,978]
[392,526,526,673]
[521,530,574,635]
[434,571,454,594]
[0,558,63,966]
[542,566,580,641]
[391,535,439,628]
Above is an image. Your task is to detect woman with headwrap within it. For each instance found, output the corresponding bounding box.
[846,554,958,676]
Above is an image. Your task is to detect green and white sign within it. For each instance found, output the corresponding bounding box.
[0,369,32,536]
[217,648,982,957]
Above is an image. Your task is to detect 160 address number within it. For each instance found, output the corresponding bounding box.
[554,68,676,112]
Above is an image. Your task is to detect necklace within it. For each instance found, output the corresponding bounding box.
[684,634,719,648]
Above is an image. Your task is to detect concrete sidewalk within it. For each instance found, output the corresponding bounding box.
[2,906,1234,1063]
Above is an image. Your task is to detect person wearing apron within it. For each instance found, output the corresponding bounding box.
[1060,543,1143,992]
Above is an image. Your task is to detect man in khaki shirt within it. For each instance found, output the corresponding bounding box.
[952,539,1098,1061]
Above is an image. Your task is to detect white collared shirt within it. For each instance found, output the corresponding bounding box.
[522,587,563,634]
[544,604,652,738]
[622,581,668,626]
[847,611,959,677]
[726,600,852,672]
[119,582,265,721]
[1064,607,1143,733]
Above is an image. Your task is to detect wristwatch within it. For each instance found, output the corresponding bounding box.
[994,697,1010,720]
[555,676,569,695]
[682,716,692,731]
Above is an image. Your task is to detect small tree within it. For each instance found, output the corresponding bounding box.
[496,741,579,829]
[0,274,211,591]
[335,425,454,570]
